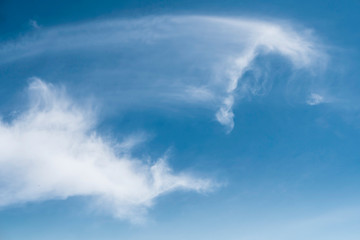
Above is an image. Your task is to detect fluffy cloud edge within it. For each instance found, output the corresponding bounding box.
[0,78,214,223]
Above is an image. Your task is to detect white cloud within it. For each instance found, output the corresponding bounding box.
[184,86,215,102]
[0,15,326,132]
[206,17,325,131]
[29,19,40,29]
[0,78,212,222]
[307,93,325,105]
[215,95,235,133]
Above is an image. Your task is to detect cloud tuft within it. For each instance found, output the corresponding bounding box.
[0,78,212,222]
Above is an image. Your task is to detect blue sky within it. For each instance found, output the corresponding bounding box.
[1,0,360,239]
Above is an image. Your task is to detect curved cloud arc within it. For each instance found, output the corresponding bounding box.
[0,15,326,131]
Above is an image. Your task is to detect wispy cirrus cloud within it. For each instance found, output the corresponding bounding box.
[0,78,212,223]
[0,15,326,131]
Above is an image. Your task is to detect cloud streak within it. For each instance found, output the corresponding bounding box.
[0,78,212,222]
[0,15,326,131]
